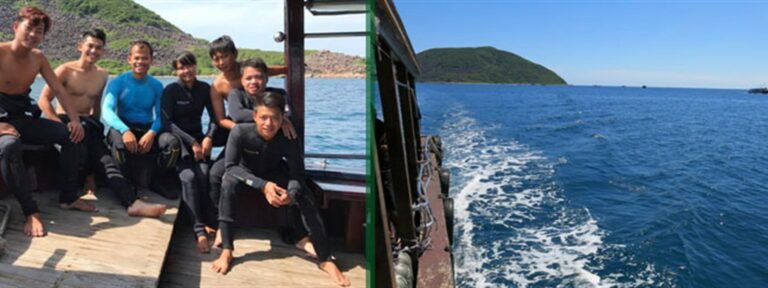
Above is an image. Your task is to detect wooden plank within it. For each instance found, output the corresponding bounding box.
[159,218,367,288]
[0,189,178,288]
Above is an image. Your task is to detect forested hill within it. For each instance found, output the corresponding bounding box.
[416,46,566,85]
[0,0,364,77]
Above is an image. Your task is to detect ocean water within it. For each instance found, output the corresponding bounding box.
[28,76,365,171]
[417,84,768,287]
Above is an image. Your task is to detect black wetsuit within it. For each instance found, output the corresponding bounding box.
[58,114,138,208]
[208,87,288,212]
[0,90,80,216]
[161,79,217,237]
[218,123,330,261]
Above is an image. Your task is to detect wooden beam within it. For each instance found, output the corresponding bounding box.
[285,0,306,146]
[375,41,417,243]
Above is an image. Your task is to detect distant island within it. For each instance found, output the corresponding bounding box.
[0,0,363,77]
[416,46,566,85]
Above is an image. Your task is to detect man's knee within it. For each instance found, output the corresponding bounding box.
[0,135,22,157]
[158,132,180,149]
[107,129,125,149]
[179,168,195,184]
[220,174,239,194]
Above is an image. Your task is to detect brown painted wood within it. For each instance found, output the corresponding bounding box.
[376,43,417,243]
[285,0,306,142]
[374,142,396,288]
[416,138,455,288]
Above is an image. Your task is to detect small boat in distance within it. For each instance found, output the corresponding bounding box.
[748,87,768,94]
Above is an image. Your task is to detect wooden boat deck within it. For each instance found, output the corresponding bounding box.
[0,189,178,288]
[159,214,367,287]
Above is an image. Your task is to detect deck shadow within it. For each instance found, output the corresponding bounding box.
[0,187,179,287]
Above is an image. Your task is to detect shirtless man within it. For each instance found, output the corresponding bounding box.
[38,28,166,218]
[0,6,93,237]
[211,91,350,287]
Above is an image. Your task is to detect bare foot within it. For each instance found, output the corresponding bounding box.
[84,174,97,195]
[196,235,210,253]
[320,260,350,287]
[24,213,46,237]
[296,236,318,259]
[212,249,233,275]
[213,229,222,248]
[127,199,167,218]
[60,199,98,212]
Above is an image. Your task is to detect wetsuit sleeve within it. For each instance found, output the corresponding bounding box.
[285,136,306,193]
[162,85,196,145]
[228,89,254,123]
[102,76,130,133]
[225,125,267,190]
[150,81,163,133]
[203,85,218,138]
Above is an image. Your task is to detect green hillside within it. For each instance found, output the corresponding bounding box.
[416,46,566,85]
[0,0,296,75]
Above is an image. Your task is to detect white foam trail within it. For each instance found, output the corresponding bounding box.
[442,107,609,288]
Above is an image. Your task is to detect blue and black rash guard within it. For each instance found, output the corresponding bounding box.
[226,87,290,124]
[224,123,304,192]
[101,72,163,133]
[161,79,217,145]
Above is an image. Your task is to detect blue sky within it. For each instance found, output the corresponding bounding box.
[134,1,364,57]
[394,0,768,89]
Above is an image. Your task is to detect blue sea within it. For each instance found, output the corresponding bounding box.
[29,77,365,171]
[417,84,768,287]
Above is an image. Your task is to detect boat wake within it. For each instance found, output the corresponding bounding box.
[442,107,659,287]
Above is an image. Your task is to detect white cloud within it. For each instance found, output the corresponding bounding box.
[134,0,364,56]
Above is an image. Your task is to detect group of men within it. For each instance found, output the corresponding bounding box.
[0,6,349,286]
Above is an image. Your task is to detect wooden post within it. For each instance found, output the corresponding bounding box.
[285,0,306,147]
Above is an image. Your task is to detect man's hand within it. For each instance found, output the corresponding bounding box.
[67,121,85,143]
[202,137,213,157]
[0,123,19,137]
[192,141,204,161]
[263,182,290,207]
[122,130,138,154]
[138,130,156,154]
[282,116,297,139]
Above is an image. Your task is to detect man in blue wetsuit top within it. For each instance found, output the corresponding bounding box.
[101,40,180,197]
[211,91,350,287]
[161,51,218,253]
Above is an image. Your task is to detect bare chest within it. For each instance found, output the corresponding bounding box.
[64,70,104,100]
[0,53,39,94]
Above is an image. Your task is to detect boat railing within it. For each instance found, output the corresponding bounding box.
[407,136,439,253]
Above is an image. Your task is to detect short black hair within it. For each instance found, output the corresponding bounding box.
[172,51,196,69]
[240,58,268,77]
[209,35,237,58]
[130,40,153,58]
[81,28,106,44]
[255,91,285,114]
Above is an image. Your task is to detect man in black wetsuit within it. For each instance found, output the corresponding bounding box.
[0,6,94,237]
[161,51,218,253]
[207,55,294,246]
[210,91,350,287]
